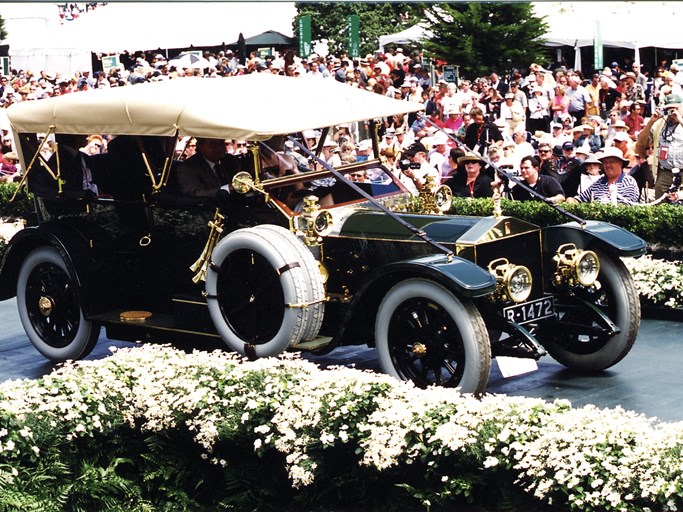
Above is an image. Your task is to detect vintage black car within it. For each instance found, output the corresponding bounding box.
[0,74,646,393]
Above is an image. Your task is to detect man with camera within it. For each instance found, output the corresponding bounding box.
[636,93,683,198]
[396,141,440,194]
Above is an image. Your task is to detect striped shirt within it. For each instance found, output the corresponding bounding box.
[575,174,640,204]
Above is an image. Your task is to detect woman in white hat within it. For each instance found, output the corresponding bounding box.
[567,147,639,204]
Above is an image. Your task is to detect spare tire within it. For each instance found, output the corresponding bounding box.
[205,224,325,358]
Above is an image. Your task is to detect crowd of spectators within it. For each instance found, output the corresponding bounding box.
[1,44,683,206]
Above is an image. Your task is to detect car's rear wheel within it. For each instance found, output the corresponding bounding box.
[17,246,99,361]
[375,279,491,394]
[205,225,324,358]
[541,252,640,370]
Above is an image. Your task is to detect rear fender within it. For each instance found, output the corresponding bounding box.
[0,224,99,314]
[333,254,497,346]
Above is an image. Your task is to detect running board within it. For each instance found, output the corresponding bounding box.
[291,336,334,351]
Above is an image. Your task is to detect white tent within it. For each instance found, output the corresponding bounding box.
[0,2,297,75]
[535,1,683,69]
[378,23,433,53]
[377,2,683,71]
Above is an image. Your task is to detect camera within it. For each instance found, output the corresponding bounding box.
[398,160,421,171]
[669,168,681,193]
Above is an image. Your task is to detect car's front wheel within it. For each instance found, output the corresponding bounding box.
[375,279,491,394]
[17,246,99,361]
[541,251,640,370]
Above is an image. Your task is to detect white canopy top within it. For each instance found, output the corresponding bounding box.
[7,74,424,140]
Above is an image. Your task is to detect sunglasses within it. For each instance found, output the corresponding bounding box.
[538,149,550,154]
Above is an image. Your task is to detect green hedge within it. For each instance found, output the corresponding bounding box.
[0,183,34,221]
[449,198,683,249]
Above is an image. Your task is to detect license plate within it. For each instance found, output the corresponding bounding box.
[503,296,554,325]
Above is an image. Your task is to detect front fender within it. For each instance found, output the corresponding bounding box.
[543,220,646,258]
[328,254,497,346]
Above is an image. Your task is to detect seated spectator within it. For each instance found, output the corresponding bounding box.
[0,152,20,183]
[444,153,494,199]
[544,141,582,197]
[575,124,603,153]
[576,154,604,196]
[629,151,655,202]
[612,131,637,168]
[567,147,640,205]
[623,102,645,140]
[511,155,565,203]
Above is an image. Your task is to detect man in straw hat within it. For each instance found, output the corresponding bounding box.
[636,93,683,198]
[567,147,639,205]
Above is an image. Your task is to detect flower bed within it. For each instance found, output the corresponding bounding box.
[1,345,682,512]
[623,255,683,310]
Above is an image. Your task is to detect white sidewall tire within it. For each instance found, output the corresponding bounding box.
[375,279,491,394]
[206,226,323,357]
[16,246,99,361]
[250,225,325,341]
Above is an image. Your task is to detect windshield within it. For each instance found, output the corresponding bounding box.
[253,138,411,213]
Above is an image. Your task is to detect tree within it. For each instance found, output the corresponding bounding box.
[293,3,425,59]
[423,3,549,79]
[0,16,7,42]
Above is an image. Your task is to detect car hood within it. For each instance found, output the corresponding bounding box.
[333,211,540,245]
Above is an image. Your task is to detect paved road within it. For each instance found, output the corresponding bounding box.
[1,297,681,423]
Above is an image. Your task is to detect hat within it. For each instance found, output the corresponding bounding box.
[322,138,338,148]
[562,141,575,151]
[671,64,680,72]
[400,82,411,88]
[446,106,459,115]
[394,126,406,135]
[626,71,636,78]
[432,132,450,145]
[611,119,628,129]
[575,143,592,155]
[302,129,318,140]
[662,94,683,109]
[532,86,544,94]
[571,125,585,133]
[405,142,427,155]
[552,145,563,157]
[357,139,372,151]
[551,122,562,129]
[493,118,507,128]
[581,154,603,169]
[3,151,17,161]
[18,85,30,94]
[504,92,514,99]
[457,152,484,165]
[598,147,629,166]
[612,131,630,142]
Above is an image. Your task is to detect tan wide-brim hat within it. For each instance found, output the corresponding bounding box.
[598,147,629,166]
[457,153,485,165]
